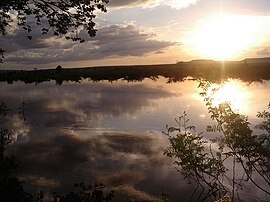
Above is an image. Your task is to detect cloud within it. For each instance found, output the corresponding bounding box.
[108,0,199,9]
[0,20,55,53]
[194,0,270,15]
[161,0,199,9]
[224,0,270,15]
[3,23,176,65]
[256,47,270,56]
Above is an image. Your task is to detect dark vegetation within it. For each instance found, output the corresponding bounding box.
[0,0,109,62]
[164,80,270,201]
[51,183,114,202]
[1,60,270,84]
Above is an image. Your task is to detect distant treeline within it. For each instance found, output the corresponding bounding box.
[0,61,270,85]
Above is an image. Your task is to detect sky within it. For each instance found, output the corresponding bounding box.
[1,0,270,69]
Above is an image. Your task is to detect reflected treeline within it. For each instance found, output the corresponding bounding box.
[1,60,270,84]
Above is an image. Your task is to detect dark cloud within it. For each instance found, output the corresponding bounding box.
[0,23,52,53]
[0,34,47,52]
[3,24,176,65]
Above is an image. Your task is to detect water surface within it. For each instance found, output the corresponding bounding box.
[1,77,270,201]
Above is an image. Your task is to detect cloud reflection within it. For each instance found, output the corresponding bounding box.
[8,130,194,201]
[0,80,175,138]
[1,79,201,200]
[2,78,270,201]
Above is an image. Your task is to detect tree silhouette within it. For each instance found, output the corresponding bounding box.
[52,183,114,202]
[164,80,270,201]
[0,0,109,62]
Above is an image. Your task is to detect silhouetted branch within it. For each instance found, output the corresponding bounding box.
[164,79,270,201]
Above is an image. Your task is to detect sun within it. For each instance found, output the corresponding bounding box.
[187,15,263,60]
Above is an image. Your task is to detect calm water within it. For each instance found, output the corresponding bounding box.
[1,77,270,201]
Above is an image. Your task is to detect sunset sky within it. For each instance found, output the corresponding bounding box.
[1,0,270,69]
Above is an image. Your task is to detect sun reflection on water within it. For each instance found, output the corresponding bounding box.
[206,80,251,112]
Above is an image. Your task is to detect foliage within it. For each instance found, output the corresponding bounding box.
[163,112,227,201]
[164,80,270,201]
[199,80,270,195]
[255,101,270,133]
[52,183,114,202]
[0,0,109,62]
[0,48,4,63]
[159,192,171,202]
[215,194,231,202]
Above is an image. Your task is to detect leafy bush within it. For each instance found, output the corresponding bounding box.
[164,80,270,201]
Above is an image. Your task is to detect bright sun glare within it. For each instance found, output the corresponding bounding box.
[188,15,263,60]
[209,81,247,111]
